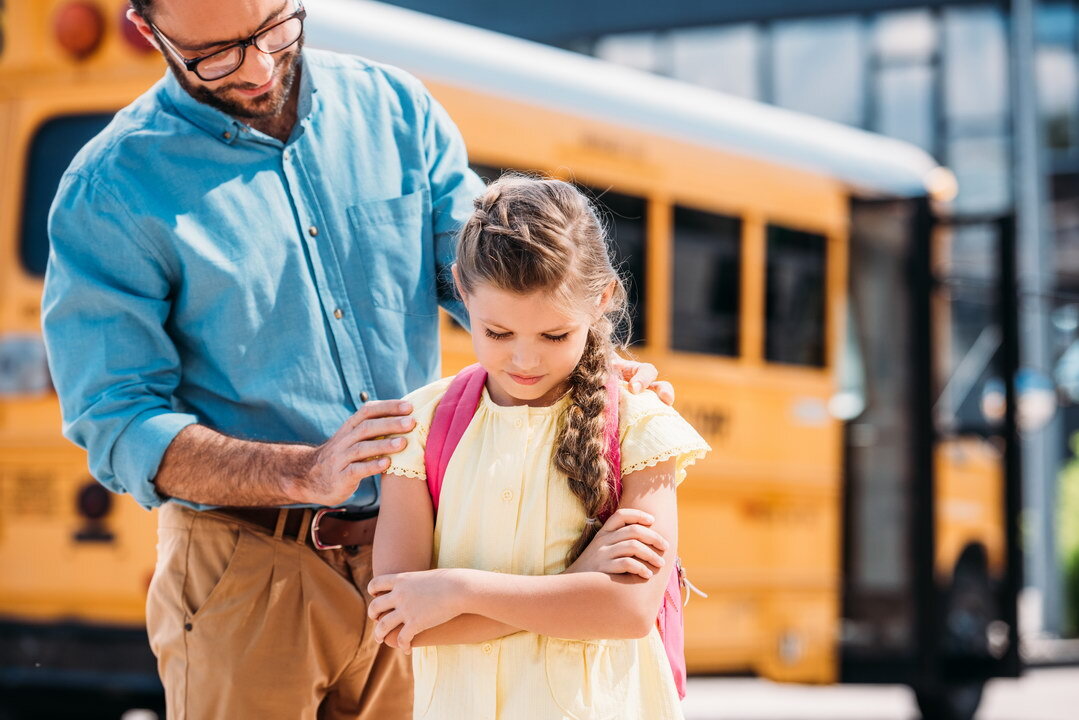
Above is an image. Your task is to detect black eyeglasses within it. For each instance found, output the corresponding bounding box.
[150,3,306,82]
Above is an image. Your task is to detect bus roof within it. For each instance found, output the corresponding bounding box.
[307,0,947,200]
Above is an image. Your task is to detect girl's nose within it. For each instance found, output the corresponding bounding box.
[511,344,541,372]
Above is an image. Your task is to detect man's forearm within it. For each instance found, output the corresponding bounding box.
[154,424,313,506]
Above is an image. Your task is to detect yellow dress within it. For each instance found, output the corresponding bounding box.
[386,374,710,720]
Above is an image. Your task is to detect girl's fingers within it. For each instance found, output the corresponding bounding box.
[612,539,664,569]
[614,557,653,579]
[610,524,669,553]
[374,610,404,644]
[601,508,654,533]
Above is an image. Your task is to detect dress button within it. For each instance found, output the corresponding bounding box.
[482,643,493,654]
[501,490,513,502]
[333,308,344,320]
[360,391,370,403]
[309,226,318,237]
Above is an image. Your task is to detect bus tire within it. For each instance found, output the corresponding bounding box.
[913,680,984,720]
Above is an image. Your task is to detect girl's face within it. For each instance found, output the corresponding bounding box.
[459,281,593,407]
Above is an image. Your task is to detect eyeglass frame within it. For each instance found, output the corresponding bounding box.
[148,2,306,82]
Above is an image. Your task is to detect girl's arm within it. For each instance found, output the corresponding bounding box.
[371,472,521,646]
[369,459,679,650]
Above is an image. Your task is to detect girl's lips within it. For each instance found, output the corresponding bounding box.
[508,372,544,386]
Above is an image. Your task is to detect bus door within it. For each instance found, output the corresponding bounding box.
[840,199,1021,720]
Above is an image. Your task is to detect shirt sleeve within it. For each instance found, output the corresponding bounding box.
[619,387,711,487]
[42,172,198,510]
[419,85,485,331]
[384,376,454,481]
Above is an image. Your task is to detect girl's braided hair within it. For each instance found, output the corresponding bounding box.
[455,173,630,563]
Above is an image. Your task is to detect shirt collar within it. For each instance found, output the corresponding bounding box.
[160,50,317,146]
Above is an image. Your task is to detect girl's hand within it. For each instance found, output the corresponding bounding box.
[367,569,467,653]
[611,357,674,406]
[565,508,669,580]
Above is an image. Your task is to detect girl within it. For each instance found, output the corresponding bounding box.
[368,174,710,719]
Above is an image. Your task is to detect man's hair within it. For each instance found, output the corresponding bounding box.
[129,0,153,19]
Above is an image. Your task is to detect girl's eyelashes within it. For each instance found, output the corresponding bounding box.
[483,328,570,342]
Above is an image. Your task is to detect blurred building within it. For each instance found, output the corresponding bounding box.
[384,0,1079,638]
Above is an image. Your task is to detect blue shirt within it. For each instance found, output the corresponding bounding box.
[42,49,484,510]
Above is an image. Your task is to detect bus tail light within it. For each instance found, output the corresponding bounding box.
[120,6,154,53]
[54,2,105,61]
[0,333,51,396]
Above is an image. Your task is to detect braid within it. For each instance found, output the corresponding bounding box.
[554,322,617,564]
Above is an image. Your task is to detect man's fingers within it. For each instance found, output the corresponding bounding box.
[348,456,392,481]
[601,508,654,533]
[343,415,416,444]
[345,437,407,463]
[342,400,413,433]
[650,380,676,406]
[623,361,659,393]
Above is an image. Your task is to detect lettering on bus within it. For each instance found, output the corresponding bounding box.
[0,0,5,60]
[578,131,646,162]
[679,404,730,442]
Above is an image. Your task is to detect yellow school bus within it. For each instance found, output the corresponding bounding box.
[0,1,1021,718]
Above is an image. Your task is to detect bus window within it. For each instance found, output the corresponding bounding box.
[586,189,646,345]
[765,225,826,367]
[671,205,740,356]
[21,113,115,276]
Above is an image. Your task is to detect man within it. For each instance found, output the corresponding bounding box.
[42,1,671,717]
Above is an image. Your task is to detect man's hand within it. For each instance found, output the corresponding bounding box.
[565,508,669,579]
[290,400,416,506]
[611,357,674,406]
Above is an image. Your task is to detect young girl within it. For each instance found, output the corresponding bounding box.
[368,175,710,719]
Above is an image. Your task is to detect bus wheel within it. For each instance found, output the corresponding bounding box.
[913,680,984,720]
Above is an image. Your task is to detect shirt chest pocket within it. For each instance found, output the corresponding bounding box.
[346,188,437,316]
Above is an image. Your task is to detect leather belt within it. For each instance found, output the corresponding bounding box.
[208,506,378,550]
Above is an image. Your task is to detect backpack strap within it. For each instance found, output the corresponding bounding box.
[424,363,487,512]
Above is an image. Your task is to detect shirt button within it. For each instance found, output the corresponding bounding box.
[501,490,513,502]
[360,391,370,403]
[482,643,493,654]
[309,226,318,237]
[222,130,231,140]
[283,149,291,160]
[513,418,523,428]
[333,308,344,320]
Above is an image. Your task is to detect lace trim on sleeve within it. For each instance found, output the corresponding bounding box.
[621,444,709,478]
[385,465,427,480]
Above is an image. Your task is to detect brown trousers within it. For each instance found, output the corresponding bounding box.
[146,503,412,720]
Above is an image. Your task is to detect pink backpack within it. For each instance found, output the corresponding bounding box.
[423,363,690,699]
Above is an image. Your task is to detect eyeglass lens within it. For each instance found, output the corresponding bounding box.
[196,16,303,81]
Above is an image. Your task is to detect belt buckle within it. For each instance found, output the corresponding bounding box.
[310,507,348,550]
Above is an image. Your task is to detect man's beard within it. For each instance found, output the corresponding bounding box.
[165,37,304,120]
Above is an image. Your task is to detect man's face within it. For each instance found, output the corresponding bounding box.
[134,0,303,119]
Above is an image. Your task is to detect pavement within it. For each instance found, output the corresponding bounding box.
[684,667,1079,720]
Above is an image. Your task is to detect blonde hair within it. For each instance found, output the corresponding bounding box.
[455,173,630,562]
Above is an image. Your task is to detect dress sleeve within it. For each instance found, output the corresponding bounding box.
[384,376,454,481]
[618,386,711,487]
